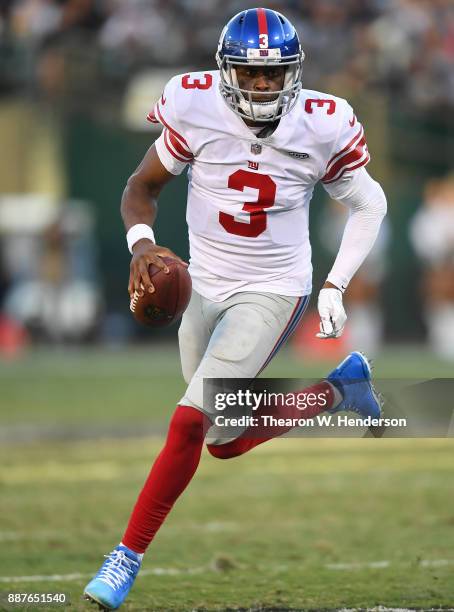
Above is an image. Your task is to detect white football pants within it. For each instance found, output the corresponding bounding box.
[178,289,310,416]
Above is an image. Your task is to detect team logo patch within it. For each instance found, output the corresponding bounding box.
[248,160,259,170]
[288,151,309,159]
[247,48,281,60]
[251,142,262,155]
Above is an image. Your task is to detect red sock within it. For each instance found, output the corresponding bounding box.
[207,381,335,459]
[122,405,207,553]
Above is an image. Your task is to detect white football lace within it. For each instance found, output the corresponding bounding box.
[98,550,139,589]
[130,291,139,313]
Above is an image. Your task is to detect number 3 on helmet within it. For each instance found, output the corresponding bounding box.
[216,8,305,123]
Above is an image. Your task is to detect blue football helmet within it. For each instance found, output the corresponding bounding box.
[216,8,305,122]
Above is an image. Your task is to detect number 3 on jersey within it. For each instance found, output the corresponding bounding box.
[181,74,213,90]
[219,170,276,238]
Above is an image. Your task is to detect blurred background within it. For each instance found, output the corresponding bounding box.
[1,2,454,609]
[0,0,453,359]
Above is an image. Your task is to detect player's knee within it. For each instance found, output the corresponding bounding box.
[169,406,206,444]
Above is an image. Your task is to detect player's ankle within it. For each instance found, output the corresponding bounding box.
[119,542,144,559]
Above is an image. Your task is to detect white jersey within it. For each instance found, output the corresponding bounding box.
[149,70,370,302]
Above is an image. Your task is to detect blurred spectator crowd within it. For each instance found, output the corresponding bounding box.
[0,196,101,352]
[0,0,452,353]
[410,173,454,359]
[0,0,453,110]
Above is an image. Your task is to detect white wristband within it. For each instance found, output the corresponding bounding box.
[126,224,156,254]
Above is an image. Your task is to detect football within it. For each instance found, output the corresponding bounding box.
[130,257,192,327]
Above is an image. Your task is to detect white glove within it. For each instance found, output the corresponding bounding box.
[316,287,347,339]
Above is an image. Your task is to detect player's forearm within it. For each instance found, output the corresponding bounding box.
[323,168,387,291]
[121,177,160,232]
[327,203,385,290]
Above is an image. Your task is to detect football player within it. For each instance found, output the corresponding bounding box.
[84,8,387,610]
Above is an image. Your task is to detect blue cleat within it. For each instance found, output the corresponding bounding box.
[84,545,142,610]
[327,351,383,419]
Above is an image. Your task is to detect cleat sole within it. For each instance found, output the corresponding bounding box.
[370,383,384,414]
[84,593,114,611]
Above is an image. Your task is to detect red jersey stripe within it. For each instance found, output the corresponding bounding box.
[322,139,369,183]
[155,103,190,148]
[323,153,370,184]
[325,126,363,170]
[146,106,159,123]
[322,135,367,182]
[164,129,190,163]
[168,131,193,160]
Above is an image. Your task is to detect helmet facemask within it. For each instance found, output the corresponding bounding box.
[216,48,304,123]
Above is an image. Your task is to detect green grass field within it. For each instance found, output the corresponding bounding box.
[1,345,454,611]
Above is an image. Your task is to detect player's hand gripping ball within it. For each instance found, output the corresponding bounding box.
[130,257,191,327]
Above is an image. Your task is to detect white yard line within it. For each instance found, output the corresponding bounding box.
[0,567,204,584]
[0,531,60,542]
[0,522,237,544]
[326,559,454,570]
[419,559,454,567]
[0,573,88,583]
[326,561,391,570]
[1,559,454,583]
[338,609,454,612]
[338,609,415,612]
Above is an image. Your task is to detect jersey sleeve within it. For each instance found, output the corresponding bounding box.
[146,77,194,175]
[321,101,370,185]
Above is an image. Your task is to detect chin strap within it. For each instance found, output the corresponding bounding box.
[238,97,279,120]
